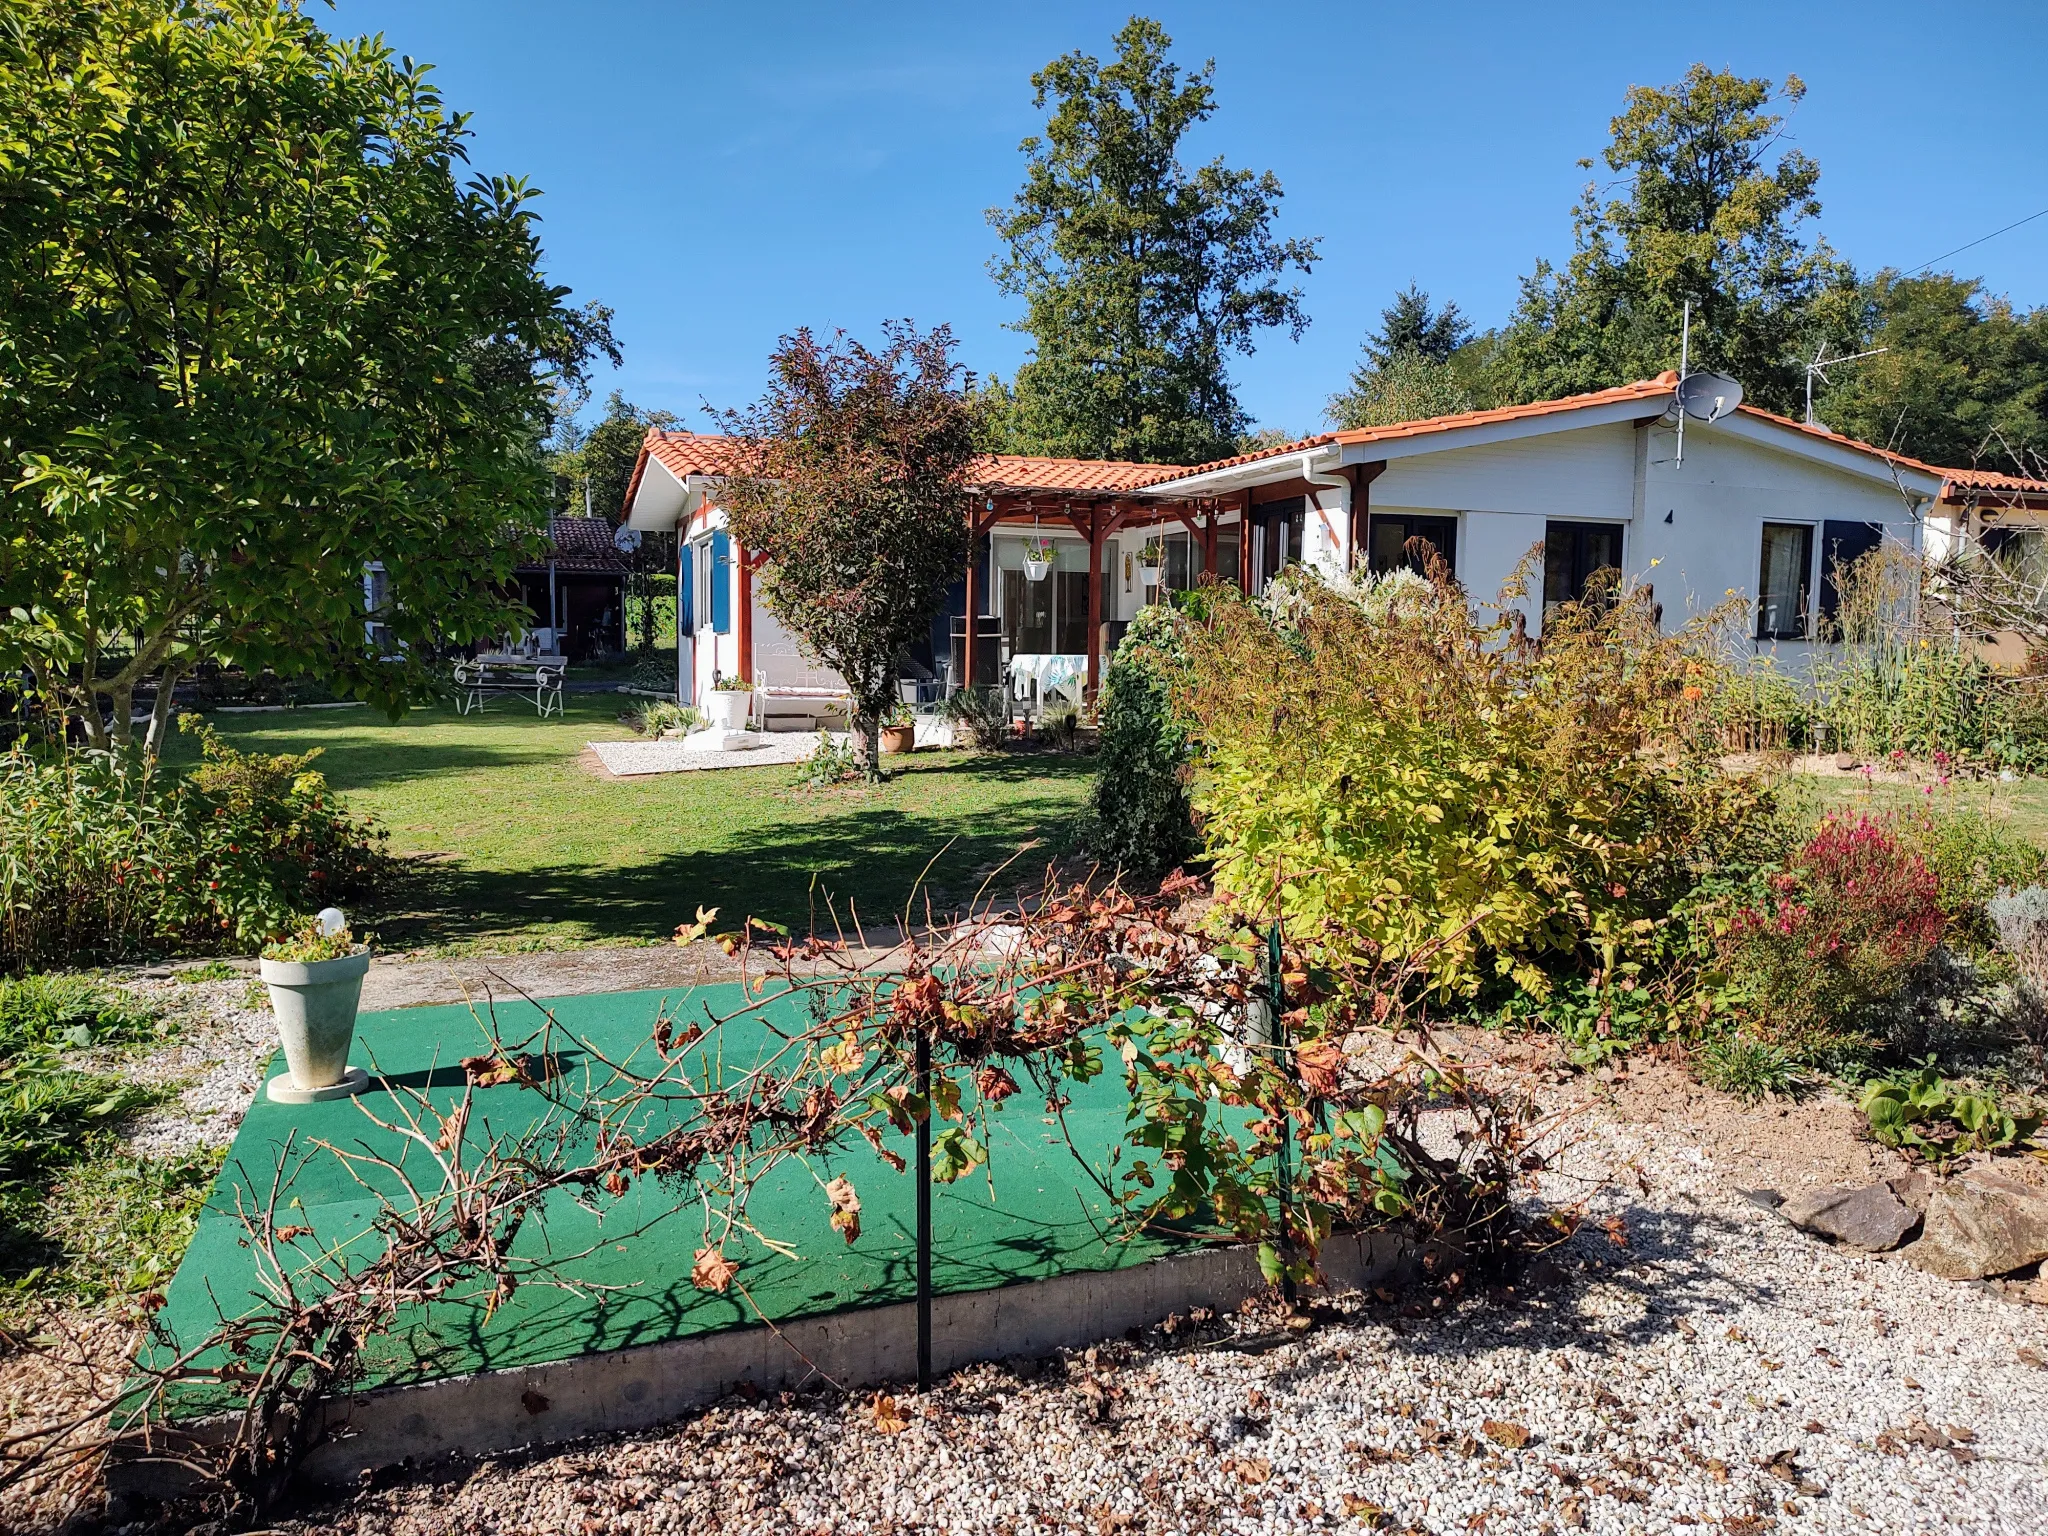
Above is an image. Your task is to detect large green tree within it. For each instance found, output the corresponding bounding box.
[1816,271,2048,469]
[1328,286,1475,429]
[1478,66,1855,414]
[717,323,981,779]
[0,0,613,754]
[986,16,1318,465]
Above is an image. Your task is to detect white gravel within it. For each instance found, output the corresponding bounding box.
[110,969,279,1158]
[272,1110,2048,1536]
[586,733,837,776]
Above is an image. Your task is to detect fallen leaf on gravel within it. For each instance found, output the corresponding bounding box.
[1721,1517,1777,1535]
[870,1392,909,1434]
[1674,1316,1698,1339]
[1231,1456,1272,1485]
[1802,1419,1825,1432]
[2019,1346,2045,1369]
[1338,1492,1384,1522]
[1558,1495,1587,1528]
[1480,1419,1530,1449]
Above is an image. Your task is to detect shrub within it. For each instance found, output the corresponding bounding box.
[0,728,388,973]
[799,732,862,788]
[627,699,699,736]
[160,721,389,951]
[940,685,1010,751]
[1813,640,2048,770]
[0,749,174,973]
[1088,603,1194,877]
[1721,813,1945,1053]
[1893,798,2047,943]
[1176,561,1767,998]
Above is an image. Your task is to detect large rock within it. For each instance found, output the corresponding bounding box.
[1904,1172,2048,1280]
[1779,1183,1919,1252]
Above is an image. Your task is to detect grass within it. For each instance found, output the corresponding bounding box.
[0,977,206,1315]
[159,695,1096,953]
[1805,770,2048,847]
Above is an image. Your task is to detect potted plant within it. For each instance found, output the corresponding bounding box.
[1022,534,1057,583]
[1137,541,1163,588]
[879,701,917,755]
[259,909,371,1104]
[706,674,754,731]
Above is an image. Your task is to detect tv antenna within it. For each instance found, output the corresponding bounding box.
[1804,341,1887,428]
[1672,300,1743,470]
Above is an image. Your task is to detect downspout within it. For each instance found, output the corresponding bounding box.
[1301,448,1351,573]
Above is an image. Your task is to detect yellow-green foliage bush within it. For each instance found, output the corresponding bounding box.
[1176,563,1769,998]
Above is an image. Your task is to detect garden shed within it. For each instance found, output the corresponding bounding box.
[513,516,631,662]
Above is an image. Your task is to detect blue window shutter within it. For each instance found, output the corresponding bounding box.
[677,541,695,633]
[711,532,731,634]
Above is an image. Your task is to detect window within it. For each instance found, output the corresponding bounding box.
[362,563,391,652]
[677,542,695,633]
[1983,524,2048,588]
[1818,520,1884,629]
[1367,514,1457,576]
[1756,522,1814,641]
[998,535,1092,657]
[1251,497,1306,590]
[1542,521,1624,612]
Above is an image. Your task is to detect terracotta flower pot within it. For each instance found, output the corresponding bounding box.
[259,949,372,1104]
[880,723,916,755]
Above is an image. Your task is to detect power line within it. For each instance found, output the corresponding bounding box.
[1905,205,2048,277]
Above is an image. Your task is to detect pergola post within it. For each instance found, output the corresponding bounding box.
[1348,462,1387,574]
[1084,502,1104,700]
[1237,496,1254,591]
[963,532,980,690]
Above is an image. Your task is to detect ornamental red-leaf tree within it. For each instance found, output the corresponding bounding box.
[717,323,980,779]
[0,0,617,755]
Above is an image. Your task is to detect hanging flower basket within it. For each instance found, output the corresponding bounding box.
[1138,543,1163,588]
[1022,536,1057,583]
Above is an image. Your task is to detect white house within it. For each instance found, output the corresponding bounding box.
[620,372,1993,713]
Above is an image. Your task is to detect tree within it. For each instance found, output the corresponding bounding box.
[1328,286,1476,429]
[717,323,980,778]
[0,0,615,755]
[1815,271,2048,468]
[1478,66,1856,414]
[1360,284,1472,368]
[987,17,1318,465]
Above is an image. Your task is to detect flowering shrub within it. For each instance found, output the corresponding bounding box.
[0,726,388,973]
[1087,603,1194,877]
[1722,812,1946,1049]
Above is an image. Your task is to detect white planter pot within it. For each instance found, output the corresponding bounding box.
[1139,563,1160,588]
[260,949,372,1103]
[1022,556,1053,583]
[706,689,752,730]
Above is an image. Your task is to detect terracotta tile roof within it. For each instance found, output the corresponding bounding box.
[970,454,1178,494]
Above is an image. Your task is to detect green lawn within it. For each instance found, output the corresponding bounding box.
[164,698,1093,953]
[1803,770,2048,846]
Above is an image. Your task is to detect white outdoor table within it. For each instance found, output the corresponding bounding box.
[1008,653,1088,708]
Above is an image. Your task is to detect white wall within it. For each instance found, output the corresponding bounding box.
[1358,418,1925,656]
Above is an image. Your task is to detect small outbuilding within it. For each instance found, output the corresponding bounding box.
[513,516,630,662]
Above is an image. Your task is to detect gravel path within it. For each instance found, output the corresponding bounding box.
[274,1110,2048,1536]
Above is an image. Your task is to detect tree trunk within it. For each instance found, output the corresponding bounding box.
[852,710,883,782]
[143,664,185,758]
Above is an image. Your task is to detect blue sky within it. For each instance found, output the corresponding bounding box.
[332,0,2048,440]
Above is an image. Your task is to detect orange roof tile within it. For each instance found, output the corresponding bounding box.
[969,454,1178,494]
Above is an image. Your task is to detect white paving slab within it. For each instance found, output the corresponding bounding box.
[587,732,840,775]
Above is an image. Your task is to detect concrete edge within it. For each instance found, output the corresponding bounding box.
[108,1229,1426,1498]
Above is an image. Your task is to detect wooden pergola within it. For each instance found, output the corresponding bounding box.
[962,479,1250,700]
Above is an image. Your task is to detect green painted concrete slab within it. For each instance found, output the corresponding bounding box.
[148,983,1187,1413]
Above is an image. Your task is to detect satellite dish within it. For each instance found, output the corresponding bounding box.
[612,524,643,554]
[1676,370,1743,423]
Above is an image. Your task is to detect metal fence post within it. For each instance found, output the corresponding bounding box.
[915,1027,933,1391]
[1268,921,1295,1308]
